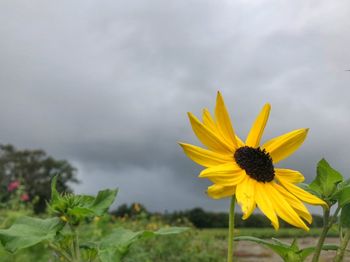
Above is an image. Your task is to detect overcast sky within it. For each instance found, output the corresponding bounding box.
[0,1,349,213]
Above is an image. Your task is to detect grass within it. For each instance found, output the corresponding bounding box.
[202,227,339,239]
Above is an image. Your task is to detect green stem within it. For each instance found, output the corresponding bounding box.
[227,196,236,262]
[329,206,341,226]
[312,207,330,262]
[70,225,81,262]
[334,228,350,262]
[48,243,73,262]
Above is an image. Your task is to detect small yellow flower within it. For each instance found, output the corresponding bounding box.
[180,92,327,230]
[60,215,68,222]
[133,203,141,212]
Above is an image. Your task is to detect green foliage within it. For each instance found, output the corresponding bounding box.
[307,159,350,230]
[333,179,350,207]
[0,217,343,262]
[309,159,343,200]
[0,216,64,252]
[91,189,119,216]
[340,204,350,228]
[49,176,118,225]
[0,177,186,261]
[305,158,350,262]
[97,227,187,262]
[235,236,338,262]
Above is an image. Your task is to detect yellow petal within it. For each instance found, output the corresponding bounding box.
[202,108,217,133]
[236,177,256,220]
[268,183,309,231]
[203,108,236,149]
[207,184,235,199]
[274,183,312,224]
[179,143,232,167]
[215,92,238,148]
[278,177,327,207]
[209,176,245,186]
[255,183,279,229]
[188,112,233,153]
[262,128,309,163]
[203,169,246,186]
[199,162,241,177]
[245,104,271,147]
[275,168,305,183]
[200,163,245,186]
[236,135,245,147]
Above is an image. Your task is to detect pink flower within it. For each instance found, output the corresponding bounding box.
[8,181,20,192]
[20,193,30,202]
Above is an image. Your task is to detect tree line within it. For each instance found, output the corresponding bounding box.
[111,203,324,228]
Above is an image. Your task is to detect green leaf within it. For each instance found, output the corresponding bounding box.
[337,179,350,191]
[299,244,339,260]
[309,159,343,197]
[235,236,339,262]
[67,207,96,219]
[0,217,64,253]
[99,248,122,262]
[98,228,145,262]
[88,189,118,216]
[98,227,188,262]
[333,186,350,207]
[290,238,299,252]
[50,175,60,204]
[340,204,350,228]
[271,238,291,248]
[234,236,290,258]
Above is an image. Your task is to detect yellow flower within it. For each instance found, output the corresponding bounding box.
[180,92,327,230]
[60,215,68,222]
[133,203,141,212]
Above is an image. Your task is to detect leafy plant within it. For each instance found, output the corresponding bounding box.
[235,236,338,262]
[0,176,187,261]
[305,159,350,262]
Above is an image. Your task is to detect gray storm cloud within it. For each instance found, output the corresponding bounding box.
[0,0,349,212]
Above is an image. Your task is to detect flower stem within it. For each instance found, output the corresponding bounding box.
[227,196,236,262]
[69,224,81,262]
[329,206,341,226]
[48,243,73,262]
[312,207,330,262]
[334,228,350,262]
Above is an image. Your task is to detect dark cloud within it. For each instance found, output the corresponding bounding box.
[0,0,349,214]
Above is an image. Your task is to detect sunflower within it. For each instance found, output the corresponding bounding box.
[179,92,326,230]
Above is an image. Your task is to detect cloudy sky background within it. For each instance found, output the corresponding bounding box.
[0,1,349,213]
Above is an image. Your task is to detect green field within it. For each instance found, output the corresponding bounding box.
[0,213,338,262]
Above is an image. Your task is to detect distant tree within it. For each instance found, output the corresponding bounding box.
[242,214,271,228]
[113,203,129,217]
[187,208,212,228]
[0,144,78,212]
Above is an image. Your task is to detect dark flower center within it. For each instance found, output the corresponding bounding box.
[234,146,275,182]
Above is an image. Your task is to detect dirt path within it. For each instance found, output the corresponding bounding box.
[235,237,349,262]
